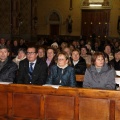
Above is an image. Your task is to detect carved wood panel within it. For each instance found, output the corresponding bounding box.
[45,95,75,120]
[13,93,40,119]
[79,98,110,120]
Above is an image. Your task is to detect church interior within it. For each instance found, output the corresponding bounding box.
[0,0,120,120]
[0,0,120,41]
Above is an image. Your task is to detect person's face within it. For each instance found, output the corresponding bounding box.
[95,55,104,68]
[81,48,87,55]
[6,40,10,45]
[61,43,67,49]
[0,48,9,62]
[38,49,45,58]
[20,39,24,44]
[57,54,68,67]
[0,38,5,44]
[115,42,119,47]
[115,52,120,60]
[72,41,77,46]
[14,41,18,46]
[104,46,111,54]
[95,42,99,47]
[18,51,26,59]
[27,48,38,62]
[80,40,84,45]
[86,44,91,50]
[47,49,54,59]
[69,45,74,51]
[52,45,58,49]
[64,48,71,56]
[72,51,80,61]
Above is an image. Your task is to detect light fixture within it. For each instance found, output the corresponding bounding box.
[89,4,102,7]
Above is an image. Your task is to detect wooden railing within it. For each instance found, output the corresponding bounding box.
[0,84,120,120]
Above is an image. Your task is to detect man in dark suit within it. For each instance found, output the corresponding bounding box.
[0,45,18,82]
[17,46,48,85]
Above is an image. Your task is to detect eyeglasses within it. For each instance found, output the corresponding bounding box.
[27,52,36,55]
[58,59,66,61]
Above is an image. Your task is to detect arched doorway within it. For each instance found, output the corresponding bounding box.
[48,11,61,35]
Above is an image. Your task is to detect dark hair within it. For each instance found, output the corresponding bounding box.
[103,44,111,51]
[114,50,120,54]
[72,49,80,55]
[18,48,27,54]
[47,47,56,54]
[91,52,105,65]
[27,46,37,53]
[38,47,45,53]
[81,46,88,53]
[0,45,9,52]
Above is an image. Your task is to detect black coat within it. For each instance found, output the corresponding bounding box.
[71,57,87,74]
[0,58,18,82]
[110,59,120,70]
[17,58,48,85]
[46,65,76,87]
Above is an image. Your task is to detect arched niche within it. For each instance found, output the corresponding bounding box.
[47,10,62,24]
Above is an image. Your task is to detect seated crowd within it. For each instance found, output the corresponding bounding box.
[0,37,120,90]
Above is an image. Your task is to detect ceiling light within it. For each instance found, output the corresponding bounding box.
[89,4,102,7]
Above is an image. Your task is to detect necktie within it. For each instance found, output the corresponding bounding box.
[29,63,34,73]
[29,63,34,81]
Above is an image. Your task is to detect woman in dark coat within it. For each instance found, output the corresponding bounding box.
[46,47,56,73]
[110,50,120,70]
[71,49,87,74]
[83,52,116,90]
[46,52,76,87]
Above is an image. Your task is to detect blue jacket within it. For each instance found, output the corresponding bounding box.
[46,65,76,87]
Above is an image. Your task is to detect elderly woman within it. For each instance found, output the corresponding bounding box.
[104,44,114,61]
[46,47,56,71]
[38,47,46,61]
[83,52,116,90]
[13,48,26,67]
[80,46,92,66]
[46,52,76,87]
[110,50,120,70]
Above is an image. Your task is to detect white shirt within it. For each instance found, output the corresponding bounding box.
[73,60,79,66]
[29,60,37,70]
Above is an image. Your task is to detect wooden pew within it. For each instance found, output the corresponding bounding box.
[76,74,84,82]
[0,84,120,120]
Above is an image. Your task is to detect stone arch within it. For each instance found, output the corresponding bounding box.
[47,10,62,24]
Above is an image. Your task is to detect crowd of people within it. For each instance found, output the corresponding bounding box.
[0,36,120,90]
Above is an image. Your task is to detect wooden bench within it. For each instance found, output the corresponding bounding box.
[76,74,84,82]
[0,84,119,120]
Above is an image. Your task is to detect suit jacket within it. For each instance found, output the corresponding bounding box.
[0,57,18,82]
[17,58,48,85]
